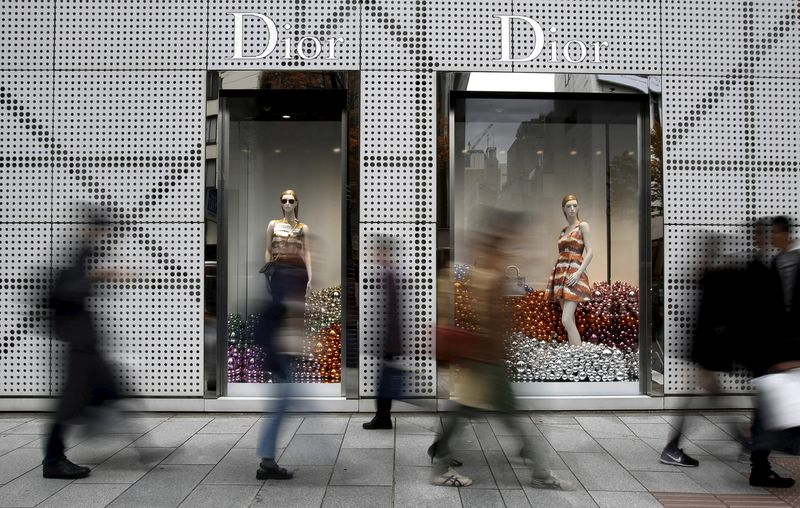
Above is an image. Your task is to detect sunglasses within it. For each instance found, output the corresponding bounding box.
[281,198,296,204]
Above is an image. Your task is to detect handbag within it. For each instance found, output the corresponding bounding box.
[436,324,485,363]
[753,368,800,430]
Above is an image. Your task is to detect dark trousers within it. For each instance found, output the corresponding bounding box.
[45,347,118,464]
[375,364,401,420]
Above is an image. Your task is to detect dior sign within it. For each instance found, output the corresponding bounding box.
[493,15,609,63]
[230,13,344,60]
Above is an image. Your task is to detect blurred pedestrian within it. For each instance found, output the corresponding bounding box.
[363,236,402,430]
[744,216,800,487]
[430,208,574,490]
[44,211,120,479]
[254,190,311,480]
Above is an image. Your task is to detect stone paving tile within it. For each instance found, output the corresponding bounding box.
[162,433,240,465]
[589,491,662,508]
[459,488,503,507]
[394,465,463,508]
[538,424,603,453]
[297,416,350,435]
[629,470,707,493]
[4,418,51,435]
[107,464,212,508]
[560,452,646,492]
[0,447,47,485]
[322,486,393,508]
[0,419,33,433]
[0,433,40,457]
[341,416,395,449]
[471,422,502,451]
[131,418,211,448]
[252,465,332,507]
[680,455,767,494]
[280,433,343,465]
[0,410,784,507]
[500,489,531,507]
[178,484,260,508]
[615,414,666,424]
[66,433,141,465]
[202,448,263,485]
[485,450,522,489]
[497,434,567,469]
[330,448,393,486]
[395,416,442,435]
[37,483,129,508]
[235,416,302,449]
[487,415,541,436]
[596,437,676,472]
[75,447,174,484]
[576,416,635,438]
[0,466,71,508]
[198,416,258,434]
[395,433,435,466]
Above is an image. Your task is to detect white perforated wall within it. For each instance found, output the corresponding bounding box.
[0,0,795,399]
[663,1,800,393]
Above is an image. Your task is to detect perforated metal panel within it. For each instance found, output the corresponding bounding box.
[0,224,51,395]
[359,224,436,397]
[49,224,203,396]
[0,72,53,222]
[0,0,795,401]
[360,71,435,222]
[0,0,53,70]
[208,0,360,69]
[428,0,512,72]
[55,1,207,70]
[663,0,800,78]
[52,71,204,222]
[663,225,763,394]
[511,0,661,73]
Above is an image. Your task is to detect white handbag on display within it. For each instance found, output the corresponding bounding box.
[753,368,800,430]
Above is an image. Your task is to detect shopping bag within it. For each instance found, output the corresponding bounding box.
[436,325,486,363]
[753,368,800,430]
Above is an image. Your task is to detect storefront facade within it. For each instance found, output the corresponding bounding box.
[1,1,796,410]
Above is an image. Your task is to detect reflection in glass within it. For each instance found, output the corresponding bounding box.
[451,94,644,383]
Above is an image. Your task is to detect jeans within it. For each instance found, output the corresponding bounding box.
[257,354,294,460]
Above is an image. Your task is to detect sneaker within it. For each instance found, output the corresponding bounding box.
[362,417,392,430]
[660,447,699,467]
[530,473,576,490]
[256,465,293,480]
[430,468,472,487]
[42,459,90,479]
[750,471,795,488]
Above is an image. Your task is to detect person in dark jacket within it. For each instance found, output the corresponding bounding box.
[363,236,403,429]
[44,216,120,479]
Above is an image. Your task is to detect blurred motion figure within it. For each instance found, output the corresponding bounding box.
[44,211,119,479]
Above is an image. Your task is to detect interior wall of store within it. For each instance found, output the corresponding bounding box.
[1,1,797,403]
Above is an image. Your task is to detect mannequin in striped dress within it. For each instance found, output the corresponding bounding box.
[545,195,593,346]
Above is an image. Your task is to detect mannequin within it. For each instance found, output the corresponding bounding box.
[265,189,312,296]
[254,189,312,481]
[545,195,593,346]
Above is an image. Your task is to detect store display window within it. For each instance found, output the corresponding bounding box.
[208,71,353,396]
[442,77,652,393]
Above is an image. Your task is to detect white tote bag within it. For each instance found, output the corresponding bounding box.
[753,368,800,430]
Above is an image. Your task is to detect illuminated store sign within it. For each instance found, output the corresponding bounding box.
[494,15,609,63]
[230,13,344,60]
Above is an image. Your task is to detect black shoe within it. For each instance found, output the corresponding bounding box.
[42,459,90,479]
[362,417,392,430]
[750,470,796,488]
[256,465,294,480]
[427,442,463,468]
[659,447,699,467]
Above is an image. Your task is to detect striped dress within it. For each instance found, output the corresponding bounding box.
[545,223,591,302]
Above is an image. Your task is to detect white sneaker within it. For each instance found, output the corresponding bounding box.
[531,473,576,490]
[431,468,473,487]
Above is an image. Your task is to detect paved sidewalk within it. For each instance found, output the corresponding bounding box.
[0,410,797,507]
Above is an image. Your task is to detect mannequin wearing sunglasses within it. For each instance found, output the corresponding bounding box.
[254,189,312,481]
